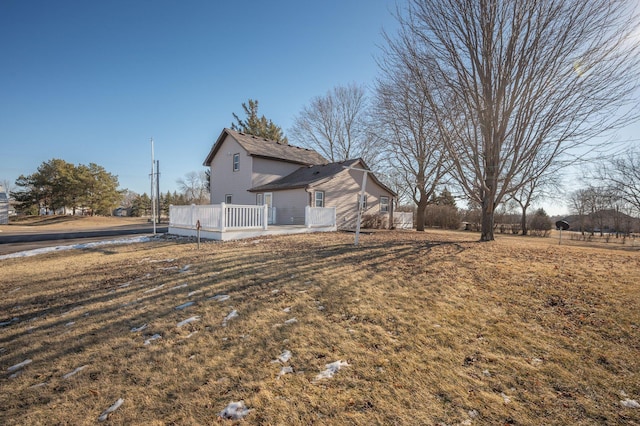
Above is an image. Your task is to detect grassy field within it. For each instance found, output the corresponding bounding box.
[0,230,638,425]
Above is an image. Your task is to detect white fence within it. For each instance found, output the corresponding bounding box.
[305,206,337,228]
[169,203,336,232]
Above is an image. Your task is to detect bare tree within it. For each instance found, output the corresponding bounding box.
[569,188,590,234]
[596,148,640,217]
[177,171,210,204]
[509,169,562,236]
[384,0,640,241]
[375,54,450,231]
[1,179,13,195]
[290,83,382,166]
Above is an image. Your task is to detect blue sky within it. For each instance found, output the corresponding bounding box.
[1,0,397,196]
[1,1,638,215]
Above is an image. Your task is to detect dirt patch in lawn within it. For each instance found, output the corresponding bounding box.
[0,230,638,425]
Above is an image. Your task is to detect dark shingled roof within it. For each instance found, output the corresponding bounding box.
[249,159,397,197]
[249,159,361,192]
[203,128,327,166]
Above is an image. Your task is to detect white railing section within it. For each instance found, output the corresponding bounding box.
[170,203,337,232]
[393,211,414,229]
[305,206,337,228]
[170,203,267,231]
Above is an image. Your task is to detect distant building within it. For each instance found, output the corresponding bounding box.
[0,190,9,224]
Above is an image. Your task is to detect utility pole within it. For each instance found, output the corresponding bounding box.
[343,165,370,246]
[156,160,160,224]
[150,138,156,235]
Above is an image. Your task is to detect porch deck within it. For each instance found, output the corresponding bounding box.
[168,203,337,241]
[168,223,336,241]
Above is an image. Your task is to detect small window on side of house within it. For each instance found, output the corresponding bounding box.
[380,196,390,212]
[225,194,232,204]
[232,153,240,171]
[256,193,264,205]
[314,191,324,207]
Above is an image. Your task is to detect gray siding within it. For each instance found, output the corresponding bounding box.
[252,157,303,188]
[209,136,254,205]
[314,168,394,229]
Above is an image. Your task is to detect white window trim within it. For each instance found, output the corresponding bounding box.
[380,196,390,212]
[225,194,232,204]
[232,153,240,172]
[314,191,325,208]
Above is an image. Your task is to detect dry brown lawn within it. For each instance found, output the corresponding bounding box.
[0,230,638,425]
[1,215,149,232]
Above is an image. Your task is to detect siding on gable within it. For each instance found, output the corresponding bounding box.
[252,157,303,188]
[314,168,394,229]
[209,135,254,204]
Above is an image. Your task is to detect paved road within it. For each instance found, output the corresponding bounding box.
[0,225,168,256]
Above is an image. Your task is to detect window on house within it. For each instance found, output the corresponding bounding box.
[225,194,232,204]
[256,193,264,205]
[357,194,368,211]
[380,196,390,212]
[314,191,324,208]
[232,153,240,171]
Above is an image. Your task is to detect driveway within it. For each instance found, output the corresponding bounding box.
[0,220,167,256]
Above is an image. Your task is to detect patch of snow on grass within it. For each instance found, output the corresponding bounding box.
[187,290,202,297]
[222,310,238,326]
[177,316,200,327]
[278,366,293,378]
[0,236,153,260]
[219,401,250,420]
[210,294,230,302]
[171,283,188,290]
[63,365,88,379]
[7,359,32,373]
[0,317,19,327]
[130,324,147,332]
[144,334,162,345]
[276,350,292,363]
[284,318,297,325]
[98,398,124,422]
[621,399,640,408]
[314,360,349,382]
[175,302,195,310]
[144,284,165,294]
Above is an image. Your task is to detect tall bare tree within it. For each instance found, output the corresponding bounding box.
[290,83,381,166]
[509,168,562,235]
[595,148,640,216]
[385,0,640,241]
[177,171,210,204]
[375,57,450,231]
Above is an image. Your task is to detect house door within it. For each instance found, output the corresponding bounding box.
[264,193,275,225]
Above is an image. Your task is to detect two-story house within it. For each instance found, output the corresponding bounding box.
[203,128,396,229]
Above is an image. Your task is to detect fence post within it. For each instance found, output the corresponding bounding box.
[220,202,226,232]
[332,207,337,227]
[305,206,311,228]
[263,204,268,230]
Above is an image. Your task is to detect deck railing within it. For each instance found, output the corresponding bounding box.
[170,203,336,231]
[305,206,337,228]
